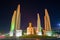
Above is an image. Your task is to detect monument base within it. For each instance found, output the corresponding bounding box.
[45,31,52,36]
[9,31,13,36]
[37,32,42,35]
[16,30,22,37]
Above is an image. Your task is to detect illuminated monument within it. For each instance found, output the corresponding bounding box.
[9,4,22,37]
[36,13,42,35]
[9,3,52,37]
[43,9,52,36]
[27,22,34,35]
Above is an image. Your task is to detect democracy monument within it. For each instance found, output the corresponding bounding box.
[9,4,52,37]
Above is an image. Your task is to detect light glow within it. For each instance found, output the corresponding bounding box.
[58,23,60,26]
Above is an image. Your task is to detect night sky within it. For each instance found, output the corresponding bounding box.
[0,0,60,33]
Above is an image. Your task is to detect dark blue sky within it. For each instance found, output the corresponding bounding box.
[0,0,60,33]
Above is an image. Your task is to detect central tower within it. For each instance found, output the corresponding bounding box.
[27,22,34,35]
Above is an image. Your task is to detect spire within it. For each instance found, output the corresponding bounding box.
[10,10,16,36]
[37,13,42,35]
[37,13,42,32]
[44,9,51,31]
[43,9,52,36]
[16,4,21,30]
[10,10,16,32]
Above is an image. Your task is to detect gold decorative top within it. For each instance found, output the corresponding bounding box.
[29,22,32,27]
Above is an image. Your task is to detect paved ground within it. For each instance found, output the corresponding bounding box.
[0,38,59,40]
